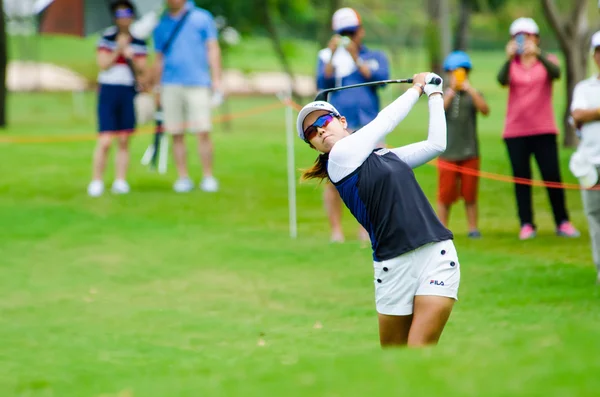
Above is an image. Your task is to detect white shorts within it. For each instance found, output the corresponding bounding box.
[161,85,212,134]
[373,240,461,316]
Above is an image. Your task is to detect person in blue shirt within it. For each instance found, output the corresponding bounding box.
[152,0,223,193]
[316,7,390,243]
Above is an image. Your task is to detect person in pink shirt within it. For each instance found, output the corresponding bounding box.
[497,17,580,240]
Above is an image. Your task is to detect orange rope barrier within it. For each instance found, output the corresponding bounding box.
[0,101,286,144]
[285,98,593,191]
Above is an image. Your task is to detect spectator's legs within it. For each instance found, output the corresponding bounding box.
[436,158,459,228]
[92,134,112,181]
[582,188,600,280]
[505,137,534,227]
[531,134,569,226]
[461,158,480,235]
[172,134,189,179]
[197,132,214,178]
[324,182,344,242]
[437,203,451,227]
[186,87,217,192]
[115,134,129,181]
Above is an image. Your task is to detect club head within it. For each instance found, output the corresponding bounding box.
[314,90,329,102]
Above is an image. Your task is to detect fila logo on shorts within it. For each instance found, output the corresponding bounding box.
[430,280,445,286]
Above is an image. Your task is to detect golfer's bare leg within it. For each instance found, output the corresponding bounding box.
[197,132,214,178]
[92,134,112,180]
[378,313,413,347]
[324,182,344,242]
[115,134,129,181]
[172,134,189,179]
[407,295,455,347]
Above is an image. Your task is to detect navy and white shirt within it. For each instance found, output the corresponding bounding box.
[328,89,453,262]
[97,27,148,86]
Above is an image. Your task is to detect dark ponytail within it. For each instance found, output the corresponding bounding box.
[301,152,330,181]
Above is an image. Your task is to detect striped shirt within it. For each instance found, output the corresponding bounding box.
[97,27,147,86]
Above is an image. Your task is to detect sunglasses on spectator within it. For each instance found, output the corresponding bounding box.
[115,8,134,19]
[303,113,337,141]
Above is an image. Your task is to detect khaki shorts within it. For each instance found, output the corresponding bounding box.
[373,240,461,316]
[161,85,212,134]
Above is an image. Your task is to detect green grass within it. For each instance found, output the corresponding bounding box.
[1,48,599,397]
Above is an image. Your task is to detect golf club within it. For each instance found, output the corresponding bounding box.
[313,76,442,101]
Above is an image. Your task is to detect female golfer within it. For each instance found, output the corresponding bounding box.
[297,72,460,347]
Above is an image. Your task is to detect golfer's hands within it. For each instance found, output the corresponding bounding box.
[424,73,443,97]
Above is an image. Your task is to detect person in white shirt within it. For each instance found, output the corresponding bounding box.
[570,31,600,284]
[297,73,461,347]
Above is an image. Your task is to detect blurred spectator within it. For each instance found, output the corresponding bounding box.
[497,17,579,240]
[88,0,147,197]
[570,31,600,284]
[152,0,223,193]
[438,51,489,238]
[316,7,390,243]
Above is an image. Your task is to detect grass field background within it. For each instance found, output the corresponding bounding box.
[1,37,599,397]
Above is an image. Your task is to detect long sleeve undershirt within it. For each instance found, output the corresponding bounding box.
[327,88,447,183]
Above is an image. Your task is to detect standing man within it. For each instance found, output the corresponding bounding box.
[316,7,390,243]
[153,0,223,193]
[570,31,600,284]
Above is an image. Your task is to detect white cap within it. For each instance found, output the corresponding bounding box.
[332,8,361,33]
[591,31,600,50]
[509,17,539,36]
[296,101,341,142]
[569,150,599,189]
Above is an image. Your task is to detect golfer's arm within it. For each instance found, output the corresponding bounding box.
[390,94,446,168]
[329,88,421,169]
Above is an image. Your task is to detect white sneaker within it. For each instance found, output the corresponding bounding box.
[87,180,104,197]
[173,178,194,193]
[111,179,130,195]
[200,176,219,192]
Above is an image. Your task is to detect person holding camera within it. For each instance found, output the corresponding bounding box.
[497,17,579,240]
[88,0,148,197]
[315,7,390,243]
[438,51,489,238]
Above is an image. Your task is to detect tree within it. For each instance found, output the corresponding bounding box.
[541,0,597,147]
[426,0,451,75]
[0,0,7,127]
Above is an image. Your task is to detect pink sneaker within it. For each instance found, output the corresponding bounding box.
[556,221,580,238]
[519,224,536,240]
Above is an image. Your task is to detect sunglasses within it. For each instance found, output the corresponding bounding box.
[303,113,336,141]
[115,8,134,19]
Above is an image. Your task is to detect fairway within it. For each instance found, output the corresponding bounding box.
[1,73,599,396]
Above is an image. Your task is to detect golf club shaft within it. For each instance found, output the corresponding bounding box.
[314,77,442,101]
